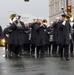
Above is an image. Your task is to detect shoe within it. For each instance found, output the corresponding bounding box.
[66,58,69,61]
[61,57,63,60]
[70,53,73,57]
[52,54,56,57]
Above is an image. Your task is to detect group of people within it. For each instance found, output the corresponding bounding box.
[0,13,74,61]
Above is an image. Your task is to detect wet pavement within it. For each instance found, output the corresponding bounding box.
[0,47,74,75]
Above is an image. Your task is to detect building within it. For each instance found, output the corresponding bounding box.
[49,0,74,22]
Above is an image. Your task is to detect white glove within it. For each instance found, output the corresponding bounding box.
[13,17,18,22]
[62,20,66,26]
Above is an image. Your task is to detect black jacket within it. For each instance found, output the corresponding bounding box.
[5,21,26,45]
[52,22,58,43]
[34,23,47,46]
[30,22,38,45]
[57,21,71,45]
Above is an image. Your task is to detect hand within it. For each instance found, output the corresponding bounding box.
[40,23,43,27]
[48,31,53,34]
[62,21,66,26]
[48,32,51,34]
[25,31,29,33]
[44,29,46,32]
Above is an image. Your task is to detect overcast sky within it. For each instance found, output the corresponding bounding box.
[0,0,49,29]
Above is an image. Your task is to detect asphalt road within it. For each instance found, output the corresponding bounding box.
[0,47,74,75]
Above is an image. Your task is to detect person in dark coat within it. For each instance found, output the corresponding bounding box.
[30,18,38,56]
[57,14,71,60]
[46,22,54,55]
[23,22,30,53]
[34,19,47,57]
[42,19,52,55]
[7,15,26,57]
[72,24,74,41]
[4,24,12,57]
[70,23,74,57]
[52,17,60,56]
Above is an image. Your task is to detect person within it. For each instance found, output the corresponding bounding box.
[57,13,71,60]
[4,24,11,57]
[3,14,16,57]
[52,17,60,56]
[70,23,74,57]
[30,18,38,56]
[42,19,49,54]
[34,18,47,57]
[23,22,30,53]
[46,22,54,55]
[6,15,26,57]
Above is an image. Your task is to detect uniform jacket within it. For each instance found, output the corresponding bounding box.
[34,23,47,46]
[57,21,71,45]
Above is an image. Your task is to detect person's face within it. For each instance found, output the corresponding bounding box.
[50,23,53,27]
[25,23,29,27]
[37,19,39,23]
[17,16,21,22]
[55,19,60,22]
[37,19,42,23]
[33,19,37,22]
[61,16,65,21]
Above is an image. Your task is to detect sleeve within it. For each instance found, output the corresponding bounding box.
[4,28,11,34]
[9,23,17,30]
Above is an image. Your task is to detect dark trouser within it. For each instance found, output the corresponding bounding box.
[52,42,58,54]
[31,44,35,54]
[59,45,69,59]
[36,46,40,57]
[8,44,13,56]
[23,44,30,53]
[37,46,45,57]
[48,42,53,54]
[44,44,48,53]
[70,40,73,54]
[12,44,23,56]
[5,43,8,50]
[64,45,69,59]
[5,44,16,57]
[8,44,13,51]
